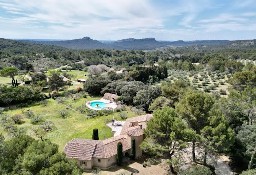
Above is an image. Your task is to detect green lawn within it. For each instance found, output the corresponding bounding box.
[0,76,12,85]
[46,69,88,81]
[1,96,137,151]
[68,70,88,80]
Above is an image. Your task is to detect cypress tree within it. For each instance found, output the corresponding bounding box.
[12,79,15,87]
[92,129,99,140]
[117,142,123,166]
[15,79,18,87]
[131,139,136,160]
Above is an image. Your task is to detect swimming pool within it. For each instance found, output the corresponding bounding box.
[86,99,117,110]
[89,101,106,110]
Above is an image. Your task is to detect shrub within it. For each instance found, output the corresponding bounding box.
[77,105,87,114]
[220,89,227,95]
[179,165,212,175]
[220,81,225,85]
[84,76,111,96]
[202,82,208,86]
[23,110,35,119]
[0,114,15,130]
[0,85,44,106]
[40,121,56,132]
[31,115,44,124]
[59,110,69,118]
[119,112,128,120]
[11,114,24,124]
[131,107,145,115]
[203,87,211,92]
[115,105,125,112]
[56,97,66,104]
[86,110,98,118]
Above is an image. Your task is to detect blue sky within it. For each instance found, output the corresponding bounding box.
[0,0,256,40]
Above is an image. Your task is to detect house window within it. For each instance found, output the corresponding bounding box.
[98,159,101,162]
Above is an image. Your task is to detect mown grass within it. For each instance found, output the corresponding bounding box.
[1,96,137,151]
[0,76,12,85]
[68,70,88,80]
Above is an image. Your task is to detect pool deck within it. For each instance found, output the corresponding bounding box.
[106,121,125,136]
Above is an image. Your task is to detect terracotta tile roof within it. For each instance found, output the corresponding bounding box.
[64,114,153,160]
[126,126,144,137]
[64,136,131,160]
[93,135,131,158]
[64,139,99,160]
[120,114,153,136]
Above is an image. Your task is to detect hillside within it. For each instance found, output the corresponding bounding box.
[22,37,256,50]
[29,37,111,50]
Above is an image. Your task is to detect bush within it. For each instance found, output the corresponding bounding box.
[119,112,128,120]
[0,114,15,130]
[86,109,114,118]
[11,114,24,124]
[59,110,69,118]
[23,110,35,119]
[76,104,87,114]
[240,169,256,175]
[40,121,56,132]
[203,87,211,93]
[220,81,225,85]
[0,85,44,106]
[220,89,227,95]
[179,165,212,175]
[84,76,111,96]
[31,115,44,124]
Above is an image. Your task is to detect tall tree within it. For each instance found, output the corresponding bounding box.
[201,114,234,164]
[176,91,234,169]
[176,91,214,162]
[48,72,66,91]
[117,142,123,166]
[141,107,195,174]
[0,67,18,83]
[237,124,256,170]
[133,86,161,111]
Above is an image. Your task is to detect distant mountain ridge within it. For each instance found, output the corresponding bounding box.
[19,37,256,50]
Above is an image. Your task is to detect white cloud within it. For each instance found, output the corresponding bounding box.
[0,0,164,39]
[0,0,256,40]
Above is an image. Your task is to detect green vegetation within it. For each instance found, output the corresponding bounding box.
[0,135,82,174]
[1,38,256,174]
[117,142,123,166]
[1,96,137,150]
[92,128,99,140]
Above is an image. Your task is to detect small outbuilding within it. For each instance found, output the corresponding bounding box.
[103,93,119,102]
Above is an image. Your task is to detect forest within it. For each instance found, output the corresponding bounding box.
[0,38,256,175]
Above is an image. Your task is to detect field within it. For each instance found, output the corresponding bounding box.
[1,95,138,151]
[167,69,231,97]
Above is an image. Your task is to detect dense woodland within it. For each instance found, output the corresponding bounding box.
[0,38,256,175]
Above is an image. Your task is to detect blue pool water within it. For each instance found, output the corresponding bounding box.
[89,101,106,109]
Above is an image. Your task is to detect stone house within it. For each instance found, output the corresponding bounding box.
[64,114,153,169]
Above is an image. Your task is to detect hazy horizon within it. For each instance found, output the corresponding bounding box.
[1,0,256,40]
